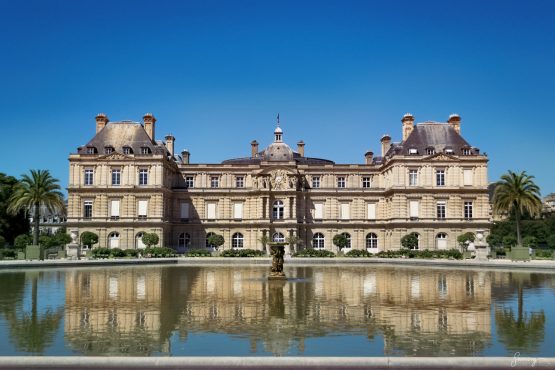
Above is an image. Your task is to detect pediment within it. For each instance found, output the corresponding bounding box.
[98,152,131,161]
[424,153,458,161]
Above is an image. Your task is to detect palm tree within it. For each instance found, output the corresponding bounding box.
[7,170,65,246]
[492,170,542,246]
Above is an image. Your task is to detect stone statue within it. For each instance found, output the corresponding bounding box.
[269,244,286,280]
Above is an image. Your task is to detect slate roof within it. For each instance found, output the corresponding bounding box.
[78,122,167,155]
[222,151,334,165]
[386,122,476,157]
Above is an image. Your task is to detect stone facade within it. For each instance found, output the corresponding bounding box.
[67,112,490,252]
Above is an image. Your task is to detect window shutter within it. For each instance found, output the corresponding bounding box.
[110,199,120,217]
[341,203,350,220]
[138,200,148,216]
[233,202,243,219]
[367,203,376,220]
[180,202,190,219]
[314,203,323,219]
[409,200,419,218]
[207,203,216,219]
[463,169,473,186]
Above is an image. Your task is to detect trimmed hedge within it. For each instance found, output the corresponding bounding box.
[125,249,139,257]
[221,249,265,257]
[92,247,111,259]
[0,249,17,260]
[293,249,336,258]
[143,247,177,258]
[185,249,212,257]
[110,248,126,258]
[345,249,373,258]
[375,248,463,260]
[534,249,553,259]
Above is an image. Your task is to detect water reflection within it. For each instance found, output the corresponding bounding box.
[0,266,552,356]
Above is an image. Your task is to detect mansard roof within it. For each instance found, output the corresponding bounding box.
[78,121,167,155]
[387,122,475,157]
[221,152,335,165]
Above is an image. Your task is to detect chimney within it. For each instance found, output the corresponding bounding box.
[297,140,305,157]
[95,113,109,134]
[181,149,190,164]
[448,114,461,134]
[165,134,175,157]
[364,150,374,165]
[251,140,259,158]
[380,135,391,157]
[143,113,156,141]
[401,113,415,141]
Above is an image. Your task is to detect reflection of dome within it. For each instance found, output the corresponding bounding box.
[264,142,294,161]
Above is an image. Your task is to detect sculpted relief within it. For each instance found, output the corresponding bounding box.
[251,170,299,190]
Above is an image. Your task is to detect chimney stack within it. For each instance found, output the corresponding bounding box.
[401,113,415,141]
[448,114,461,134]
[181,149,190,164]
[165,134,175,157]
[380,135,391,157]
[251,140,259,158]
[297,140,305,157]
[95,113,109,134]
[143,113,156,141]
[364,150,374,165]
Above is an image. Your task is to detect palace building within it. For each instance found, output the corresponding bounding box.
[66,112,490,253]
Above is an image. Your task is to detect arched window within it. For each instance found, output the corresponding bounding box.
[206,232,216,248]
[412,233,420,250]
[366,233,378,249]
[312,233,325,249]
[136,232,146,249]
[272,232,285,243]
[178,233,185,249]
[436,233,448,250]
[272,200,284,220]
[232,233,244,249]
[184,233,191,247]
[108,232,120,249]
[341,232,351,249]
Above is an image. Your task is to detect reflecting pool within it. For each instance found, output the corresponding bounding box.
[0,265,554,357]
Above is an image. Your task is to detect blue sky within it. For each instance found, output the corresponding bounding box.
[0,0,553,195]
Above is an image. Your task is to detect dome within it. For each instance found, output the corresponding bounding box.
[274,126,283,134]
[263,142,294,161]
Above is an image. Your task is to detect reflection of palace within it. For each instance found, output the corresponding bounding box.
[178,266,492,356]
[64,267,192,355]
[67,112,489,252]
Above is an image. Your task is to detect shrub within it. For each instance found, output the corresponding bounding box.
[0,249,16,260]
[333,234,349,251]
[221,249,265,257]
[142,233,160,248]
[81,232,99,248]
[125,249,139,257]
[401,233,419,250]
[293,249,335,258]
[14,234,32,249]
[185,249,212,257]
[375,249,462,260]
[457,232,476,250]
[0,236,5,248]
[345,249,373,257]
[207,234,225,250]
[534,249,553,259]
[110,248,125,258]
[92,247,111,259]
[144,247,176,258]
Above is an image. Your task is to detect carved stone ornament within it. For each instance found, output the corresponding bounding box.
[270,169,289,190]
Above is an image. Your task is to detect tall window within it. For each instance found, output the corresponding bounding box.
[84,169,94,186]
[436,233,448,250]
[83,201,93,219]
[312,176,320,188]
[110,199,120,220]
[409,170,418,186]
[108,232,120,249]
[206,232,215,248]
[362,177,371,188]
[337,176,346,188]
[138,169,148,186]
[341,233,351,249]
[436,201,446,220]
[464,201,473,219]
[136,232,146,249]
[232,233,244,249]
[235,176,244,188]
[111,169,121,186]
[210,176,219,188]
[272,232,285,242]
[184,233,191,248]
[366,233,378,249]
[312,233,325,249]
[185,176,194,188]
[137,199,148,220]
[436,169,445,186]
[273,200,284,219]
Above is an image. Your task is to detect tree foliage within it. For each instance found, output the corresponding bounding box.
[457,232,476,250]
[207,234,224,250]
[0,173,29,245]
[141,233,160,248]
[401,233,419,250]
[332,234,349,250]
[14,234,32,249]
[492,170,542,246]
[81,231,98,248]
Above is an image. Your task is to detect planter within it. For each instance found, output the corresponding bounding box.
[25,245,42,260]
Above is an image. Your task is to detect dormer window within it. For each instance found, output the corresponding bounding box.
[104,146,114,154]
[444,148,454,154]
[141,147,151,155]
[86,146,97,154]
[425,147,435,155]
[462,148,471,156]
[409,148,418,155]
[123,146,133,155]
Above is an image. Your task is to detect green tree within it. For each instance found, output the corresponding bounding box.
[503,234,517,248]
[52,228,71,246]
[142,233,160,248]
[0,173,29,245]
[7,170,65,247]
[0,235,5,248]
[207,234,224,250]
[522,236,537,249]
[258,234,270,255]
[486,234,502,248]
[547,234,555,249]
[492,171,542,246]
[81,231,98,248]
[14,234,32,250]
[457,232,475,251]
[401,233,419,250]
[332,234,349,252]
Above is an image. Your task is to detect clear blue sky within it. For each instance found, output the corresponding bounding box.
[1,0,553,195]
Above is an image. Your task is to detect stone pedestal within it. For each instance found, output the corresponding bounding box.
[474,229,490,260]
[65,229,80,260]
